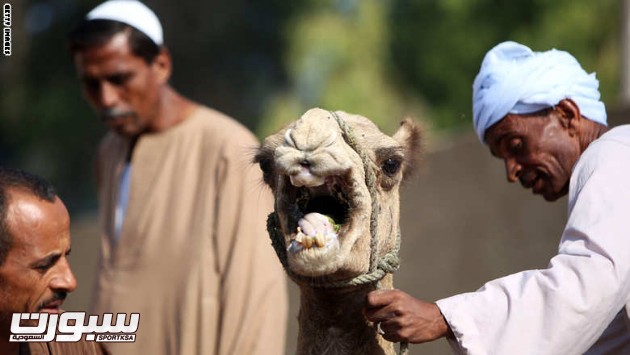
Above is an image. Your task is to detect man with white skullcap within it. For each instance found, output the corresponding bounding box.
[366,41,630,353]
[67,1,288,354]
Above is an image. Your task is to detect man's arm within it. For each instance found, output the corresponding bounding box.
[365,138,630,354]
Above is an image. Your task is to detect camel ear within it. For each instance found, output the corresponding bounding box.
[392,118,423,182]
[254,146,276,190]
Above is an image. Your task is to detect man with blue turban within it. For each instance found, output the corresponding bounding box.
[365,41,630,354]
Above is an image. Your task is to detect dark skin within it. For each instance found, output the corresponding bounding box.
[364,99,609,344]
[364,289,452,343]
[486,99,608,201]
[0,191,77,354]
[73,32,198,146]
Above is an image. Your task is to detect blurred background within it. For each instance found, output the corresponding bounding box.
[1,0,629,353]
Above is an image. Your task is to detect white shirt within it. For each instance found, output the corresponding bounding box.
[114,163,131,241]
[437,125,630,354]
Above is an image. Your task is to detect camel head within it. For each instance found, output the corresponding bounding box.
[256,108,421,284]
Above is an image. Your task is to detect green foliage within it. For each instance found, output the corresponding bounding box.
[0,0,622,212]
[389,0,619,131]
[0,0,104,211]
[258,0,426,138]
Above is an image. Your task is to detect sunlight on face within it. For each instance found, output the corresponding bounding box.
[485,112,580,201]
[0,191,77,323]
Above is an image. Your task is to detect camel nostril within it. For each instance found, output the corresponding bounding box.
[300,160,311,167]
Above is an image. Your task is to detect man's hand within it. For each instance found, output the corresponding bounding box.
[364,289,452,343]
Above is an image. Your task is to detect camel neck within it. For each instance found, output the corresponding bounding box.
[295,275,395,355]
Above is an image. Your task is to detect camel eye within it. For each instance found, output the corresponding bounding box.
[381,158,401,176]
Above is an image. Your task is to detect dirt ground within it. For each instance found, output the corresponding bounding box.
[65,109,630,353]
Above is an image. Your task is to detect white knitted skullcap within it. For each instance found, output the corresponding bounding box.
[87,0,163,45]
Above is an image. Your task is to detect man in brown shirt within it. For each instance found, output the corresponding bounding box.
[68,1,288,354]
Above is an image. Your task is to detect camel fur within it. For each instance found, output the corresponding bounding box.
[255,108,422,355]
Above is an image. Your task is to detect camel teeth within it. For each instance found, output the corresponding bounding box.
[294,228,305,242]
[303,236,313,249]
[314,233,325,248]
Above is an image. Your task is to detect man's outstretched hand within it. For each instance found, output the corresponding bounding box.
[364,289,452,343]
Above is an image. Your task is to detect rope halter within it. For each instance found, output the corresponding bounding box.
[266,111,402,288]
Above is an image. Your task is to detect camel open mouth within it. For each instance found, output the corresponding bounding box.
[280,174,355,256]
[300,178,349,224]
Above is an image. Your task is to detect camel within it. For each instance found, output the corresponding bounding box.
[255,108,422,355]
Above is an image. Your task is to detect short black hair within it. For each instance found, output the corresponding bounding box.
[68,19,161,64]
[0,167,57,266]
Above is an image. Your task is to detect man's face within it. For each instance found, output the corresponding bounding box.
[73,32,168,137]
[485,110,581,201]
[0,191,77,322]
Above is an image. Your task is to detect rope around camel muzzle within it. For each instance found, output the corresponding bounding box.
[265,112,409,355]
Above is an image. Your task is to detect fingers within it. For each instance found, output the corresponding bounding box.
[364,290,451,344]
[377,320,405,343]
[366,309,397,323]
[364,289,406,322]
[366,288,400,308]
[372,314,409,343]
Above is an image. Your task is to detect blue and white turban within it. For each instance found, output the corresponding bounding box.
[472,41,607,142]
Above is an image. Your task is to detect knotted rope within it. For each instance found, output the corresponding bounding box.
[265,111,408,354]
[266,213,401,288]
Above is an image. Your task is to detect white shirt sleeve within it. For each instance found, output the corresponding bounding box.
[436,135,630,355]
